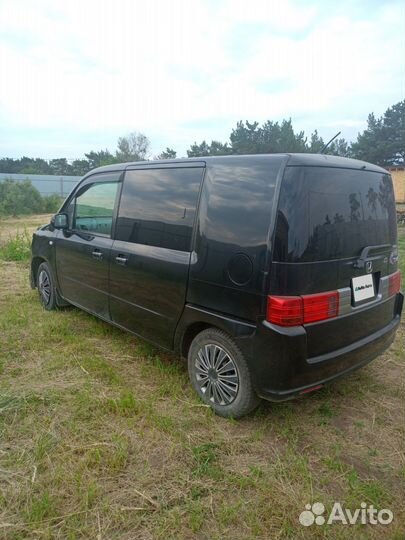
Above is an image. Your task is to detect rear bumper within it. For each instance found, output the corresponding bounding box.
[252,292,403,401]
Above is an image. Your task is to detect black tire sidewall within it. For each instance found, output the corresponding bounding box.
[188,328,261,418]
[37,262,57,310]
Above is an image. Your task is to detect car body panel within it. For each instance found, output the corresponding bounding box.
[55,232,113,319]
[30,154,402,402]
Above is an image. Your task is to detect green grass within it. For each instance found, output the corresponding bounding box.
[0,221,403,539]
[0,229,31,261]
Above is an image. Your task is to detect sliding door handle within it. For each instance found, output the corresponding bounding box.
[92,250,103,259]
[115,255,128,266]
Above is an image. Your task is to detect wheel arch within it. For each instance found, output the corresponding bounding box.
[31,257,69,307]
[174,304,256,359]
[180,322,215,359]
[30,256,47,288]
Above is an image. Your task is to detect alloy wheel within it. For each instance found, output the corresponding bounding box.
[194,344,239,405]
[38,269,51,305]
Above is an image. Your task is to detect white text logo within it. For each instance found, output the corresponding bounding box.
[299,502,393,526]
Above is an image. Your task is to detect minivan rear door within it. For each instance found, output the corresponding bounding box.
[109,164,204,349]
[271,164,398,358]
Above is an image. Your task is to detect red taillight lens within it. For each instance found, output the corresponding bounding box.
[266,296,303,326]
[302,291,339,323]
[267,291,340,327]
[388,271,401,297]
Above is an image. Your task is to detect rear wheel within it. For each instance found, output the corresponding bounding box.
[188,328,261,418]
[37,262,57,310]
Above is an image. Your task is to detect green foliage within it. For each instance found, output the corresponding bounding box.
[308,129,350,156]
[187,140,232,157]
[231,118,307,154]
[0,148,116,177]
[85,149,117,169]
[0,230,31,261]
[351,100,405,166]
[70,158,91,175]
[307,129,325,153]
[187,118,350,157]
[186,102,402,161]
[0,180,63,216]
[42,194,63,213]
[116,131,150,162]
[48,158,70,175]
[155,147,177,159]
[0,156,51,174]
[0,156,90,176]
[0,179,43,216]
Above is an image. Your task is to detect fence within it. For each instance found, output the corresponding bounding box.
[388,168,405,203]
[0,173,81,197]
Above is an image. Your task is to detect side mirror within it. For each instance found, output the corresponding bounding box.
[52,213,69,230]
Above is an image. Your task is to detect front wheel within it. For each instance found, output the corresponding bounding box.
[188,328,261,418]
[37,262,57,310]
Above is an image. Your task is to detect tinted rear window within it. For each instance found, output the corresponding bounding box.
[115,167,203,251]
[274,166,397,262]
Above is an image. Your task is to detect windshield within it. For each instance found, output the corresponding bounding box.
[274,166,397,262]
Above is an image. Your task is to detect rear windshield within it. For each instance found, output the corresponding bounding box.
[274,166,397,262]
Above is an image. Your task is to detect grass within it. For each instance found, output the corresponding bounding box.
[0,219,404,539]
[0,229,31,261]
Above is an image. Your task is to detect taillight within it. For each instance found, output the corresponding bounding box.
[388,271,401,297]
[266,296,303,326]
[267,291,339,327]
[302,291,339,323]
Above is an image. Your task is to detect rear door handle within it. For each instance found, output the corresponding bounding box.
[352,244,391,268]
[92,250,103,259]
[115,255,128,266]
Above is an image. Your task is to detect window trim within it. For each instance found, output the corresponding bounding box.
[125,161,206,171]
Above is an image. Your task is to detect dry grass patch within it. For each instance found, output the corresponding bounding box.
[0,214,52,245]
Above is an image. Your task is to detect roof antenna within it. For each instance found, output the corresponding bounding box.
[321,131,341,154]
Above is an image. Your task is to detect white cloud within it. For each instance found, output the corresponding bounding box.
[0,0,403,157]
[217,0,318,30]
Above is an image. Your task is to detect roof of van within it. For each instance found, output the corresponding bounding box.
[86,153,387,177]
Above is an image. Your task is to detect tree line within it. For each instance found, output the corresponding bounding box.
[1,101,403,176]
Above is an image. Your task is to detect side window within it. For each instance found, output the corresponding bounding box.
[73,181,119,237]
[115,167,203,251]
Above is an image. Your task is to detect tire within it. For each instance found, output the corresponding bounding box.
[37,262,57,311]
[188,328,261,418]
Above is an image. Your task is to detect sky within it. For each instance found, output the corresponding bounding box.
[0,0,404,160]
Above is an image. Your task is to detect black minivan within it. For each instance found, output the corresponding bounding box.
[31,154,403,418]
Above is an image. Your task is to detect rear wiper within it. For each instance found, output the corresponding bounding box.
[352,244,391,268]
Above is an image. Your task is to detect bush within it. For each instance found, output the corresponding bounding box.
[0,179,43,216]
[0,179,63,216]
[42,194,63,213]
[0,230,31,261]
